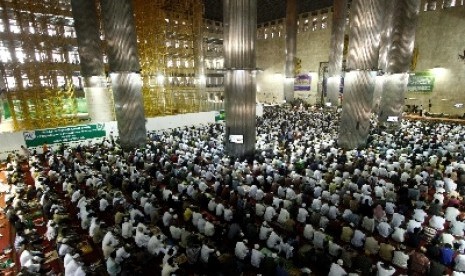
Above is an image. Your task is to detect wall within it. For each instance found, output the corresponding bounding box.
[256,5,465,112]
[0,111,216,160]
[256,17,332,105]
[407,6,465,115]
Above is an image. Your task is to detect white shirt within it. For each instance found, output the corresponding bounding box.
[429,215,446,230]
[234,241,249,260]
[122,221,133,239]
[446,207,461,221]
[264,206,276,222]
[259,225,272,240]
[392,250,409,269]
[328,263,347,276]
[297,207,309,223]
[413,209,428,223]
[406,219,422,233]
[303,224,314,240]
[451,220,465,236]
[200,244,214,263]
[204,221,215,237]
[390,213,405,228]
[266,231,282,250]
[251,248,264,268]
[115,247,130,264]
[376,261,395,276]
[377,222,393,238]
[169,225,182,240]
[351,230,366,248]
[391,227,406,243]
[277,209,290,224]
[455,254,465,272]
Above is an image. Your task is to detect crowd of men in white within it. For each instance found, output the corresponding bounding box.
[3,105,465,276]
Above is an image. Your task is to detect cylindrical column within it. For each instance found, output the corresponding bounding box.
[193,0,206,111]
[71,0,114,123]
[339,0,384,149]
[284,0,297,102]
[378,0,421,123]
[100,0,146,150]
[327,0,348,106]
[223,0,257,159]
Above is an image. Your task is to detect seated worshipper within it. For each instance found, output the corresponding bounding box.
[351,228,366,249]
[234,240,249,260]
[277,205,291,225]
[106,251,121,276]
[161,257,179,276]
[409,246,430,275]
[445,205,461,222]
[251,244,265,268]
[115,244,131,264]
[313,228,327,250]
[391,227,407,243]
[200,243,215,264]
[392,245,409,269]
[376,261,396,276]
[264,205,277,222]
[439,243,455,266]
[450,217,465,236]
[64,252,85,276]
[121,216,134,239]
[19,246,45,274]
[45,220,57,241]
[102,228,120,259]
[364,235,380,256]
[379,242,395,262]
[328,259,346,276]
[267,230,283,251]
[147,234,166,256]
[259,221,273,241]
[162,247,178,265]
[377,221,393,238]
[429,215,446,230]
[135,225,151,249]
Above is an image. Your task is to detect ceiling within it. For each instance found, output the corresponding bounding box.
[203,0,334,24]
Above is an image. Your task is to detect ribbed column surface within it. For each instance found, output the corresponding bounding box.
[101,0,146,149]
[100,0,140,72]
[84,77,114,123]
[284,0,297,102]
[110,73,146,149]
[378,73,409,123]
[223,0,257,159]
[339,0,384,149]
[223,0,257,69]
[327,0,348,106]
[346,0,384,70]
[71,0,104,77]
[379,0,420,123]
[339,71,376,149]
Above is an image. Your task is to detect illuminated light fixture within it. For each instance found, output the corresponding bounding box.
[430,65,446,77]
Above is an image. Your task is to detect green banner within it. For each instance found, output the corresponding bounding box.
[407,72,435,92]
[215,110,225,122]
[23,123,106,147]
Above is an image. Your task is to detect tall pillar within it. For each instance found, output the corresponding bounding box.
[100,0,146,150]
[327,0,348,107]
[284,0,297,102]
[373,0,395,113]
[71,0,114,123]
[193,0,206,111]
[378,0,421,123]
[223,0,257,159]
[338,0,384,149]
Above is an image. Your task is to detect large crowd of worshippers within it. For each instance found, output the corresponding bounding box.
[2,104,465,276]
